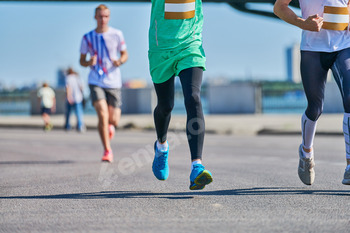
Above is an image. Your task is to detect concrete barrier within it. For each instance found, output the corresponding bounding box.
[324,81,343,113]
[121,87,156,114]
[28,82,341,116]
[207,83,262,114]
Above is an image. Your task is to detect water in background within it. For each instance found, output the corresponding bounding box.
[0,89,307,115]
[263,91,307,114]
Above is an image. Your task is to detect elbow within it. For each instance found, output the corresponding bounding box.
[124,52,129,62]
[273,5,279,17]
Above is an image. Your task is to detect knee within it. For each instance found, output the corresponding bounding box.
[306,105,323,121]
[184,92,201,110]
[155,101,174,115]
[109,118,118,127]
[97,110,109,125]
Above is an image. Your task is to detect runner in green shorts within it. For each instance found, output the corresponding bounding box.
[149,0,213,190]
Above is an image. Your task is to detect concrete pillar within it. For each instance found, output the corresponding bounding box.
[207,83,262,114]
[121,87,156,114]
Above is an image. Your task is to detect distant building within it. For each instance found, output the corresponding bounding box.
[286,43,301,83]
[56,68,66,88]
[286,43,333,84]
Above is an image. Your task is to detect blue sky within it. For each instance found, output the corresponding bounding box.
[0,1,301,88]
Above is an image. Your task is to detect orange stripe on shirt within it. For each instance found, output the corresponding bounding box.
[164,11,195,19]
[165,0,195,4]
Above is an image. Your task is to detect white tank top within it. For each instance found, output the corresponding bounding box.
[299,0,350,52]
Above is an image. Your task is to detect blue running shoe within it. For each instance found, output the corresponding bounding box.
[152,141,169,180]
[189,164,213,190]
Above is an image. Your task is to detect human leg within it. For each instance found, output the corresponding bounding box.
[107,106,120,139]
[108,106,121,127]
[94,99,111,151]
[105,88,122,139]
[75,102,85,132]
[300,51,329,151]
[174,45,211,189]
[41,108,53,131]
[90,85,113,162]
[178,67,205,161]
[178,67,212,189]
[331,48,350,184]
[298,51,329,185]
[153,75,175,143]
[64,101,72,130]
[151,76,175,180]
[42,113,49,125]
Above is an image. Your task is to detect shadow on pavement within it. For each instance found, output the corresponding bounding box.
[0,160,75,165]
[2,187,350,199]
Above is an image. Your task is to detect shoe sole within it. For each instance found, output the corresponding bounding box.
[190,170,213,190]
[102,159,113,163]
[342,179,350,185]
[102,156,113,163]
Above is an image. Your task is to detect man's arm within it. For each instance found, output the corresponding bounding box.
[80,53,97,67]
[112,50,129,67]
[66,85,73,104]
[274,0,323,31]
[52,97,56,113]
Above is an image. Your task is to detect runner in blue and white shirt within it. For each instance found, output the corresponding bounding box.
[80,4,128,163]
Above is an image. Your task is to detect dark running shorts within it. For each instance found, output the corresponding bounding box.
[89,85,122,108]
[41,107,51,115]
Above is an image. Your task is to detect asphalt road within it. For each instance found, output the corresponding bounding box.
[1,128,350,232]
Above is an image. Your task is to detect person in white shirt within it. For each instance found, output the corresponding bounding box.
[80,4,128,163]
[64,67,86,132]
[37,82,56,131]
[274,0,350,185]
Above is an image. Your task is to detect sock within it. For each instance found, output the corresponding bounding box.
[343,113,350,162]
[157,140,168,152]
[301,147,313,159]
[301,113,317,151]
[191,160,202,170]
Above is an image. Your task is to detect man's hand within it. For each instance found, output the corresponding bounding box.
[302,14,323,31]
[112,59,123,67]
[89,54,97,66]
[67,96,74,105]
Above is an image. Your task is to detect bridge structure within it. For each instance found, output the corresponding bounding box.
[0,0,300,18]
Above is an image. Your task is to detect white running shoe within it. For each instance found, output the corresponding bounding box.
[342,168,350,185]
[298,144,315,185]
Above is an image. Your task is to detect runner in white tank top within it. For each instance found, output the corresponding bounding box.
[274,0,350,186]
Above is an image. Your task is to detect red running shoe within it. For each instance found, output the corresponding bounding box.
[102,150,113,163]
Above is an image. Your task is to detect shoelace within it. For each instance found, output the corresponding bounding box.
[303,158,314,169]
[154,152,167,169]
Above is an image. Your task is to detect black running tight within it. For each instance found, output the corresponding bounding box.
[301,48,350,121]
[153,67,205,161]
